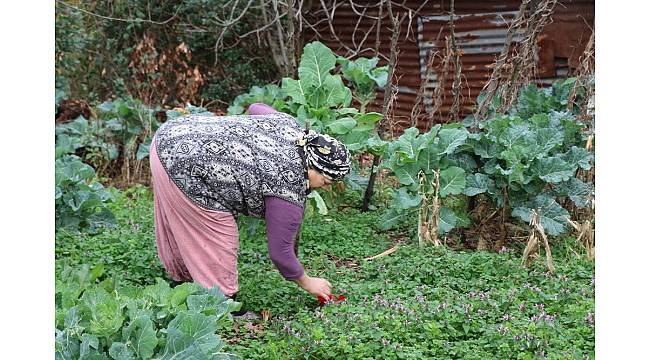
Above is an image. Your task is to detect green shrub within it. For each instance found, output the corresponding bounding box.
[56,186,163,286]
[55,264,241,359]
[55,135,116,234]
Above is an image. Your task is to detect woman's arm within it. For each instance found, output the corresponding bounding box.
[264,197,305,280]
[265,197,332,298]
[247,103,278,115]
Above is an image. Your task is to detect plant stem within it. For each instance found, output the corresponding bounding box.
[361,155,381,212]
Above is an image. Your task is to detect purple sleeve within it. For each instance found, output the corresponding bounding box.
[248,103,278,115]
[265,197,305,280]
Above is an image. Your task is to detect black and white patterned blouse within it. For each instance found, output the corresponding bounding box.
[154,113,307,218]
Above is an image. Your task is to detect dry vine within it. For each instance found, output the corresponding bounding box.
[498,0,558,112]
[448,0,463,122]
[474,0,531,124]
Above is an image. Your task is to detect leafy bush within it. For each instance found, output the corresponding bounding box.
[229,41,387,155]
[379,124,472,237]
[227,84,287,115]
[379,78,594,241]
[56,186,164,286]
[55,97,163,183]
[338,56,388,112]
[55,264,241,359]
[466,110,592,236]
[56,135,116,234]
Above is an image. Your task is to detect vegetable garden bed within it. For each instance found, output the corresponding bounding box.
[56,188,594,359]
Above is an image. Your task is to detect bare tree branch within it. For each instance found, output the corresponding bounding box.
[57,0,181,25]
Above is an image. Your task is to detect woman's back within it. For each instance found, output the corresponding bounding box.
[154,113,307,217]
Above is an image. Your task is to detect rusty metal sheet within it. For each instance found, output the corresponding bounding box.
[304,0,594,134]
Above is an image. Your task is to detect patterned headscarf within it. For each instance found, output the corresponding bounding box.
[297,130,351,181]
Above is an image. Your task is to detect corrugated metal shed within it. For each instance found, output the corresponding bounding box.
[303,0,594,134]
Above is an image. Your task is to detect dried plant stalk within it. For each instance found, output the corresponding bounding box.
[418,170,441,247]
[411,49,437,127]
[449,0,463,122]
[430,37,453,122]
[522,231,540,267]
[567,218,595,261]
[499,0,558,112]
[568,29,595,113]
[474,0,530,123]
[430,170,441,247]
[522,209,555,272]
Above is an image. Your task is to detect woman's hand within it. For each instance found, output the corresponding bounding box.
[294,274,332,299]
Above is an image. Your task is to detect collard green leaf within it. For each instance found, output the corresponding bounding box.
[366,134,388,156]
[318,74,348,107]
[379,208,412,230]
[211,353,242,360]
[416,147,439,175]
[170,282,200,307]
[327,117,357,134]
[282,78,308,105]
[122,316,158,359]
[534,156,576,183]
[473,136,499,159]
[393,187,422,210]
[529,127,564,157]
[186,288,239,319]
[439,167,466,197]
[339,57,378,91]
[563,146,593,170]
[354,112,383,131]
[307,190,329,215]
[415,124,440,152]
[511,195,570,236]
[463,173,494,196]
[299,41,337,89]
[433,128,469,156]
[56,329,80,360]
[143,278,173,307]
[500,124,528,148]
[438,206,458,234]
[80,334,100,359]
[443,153,478,172]
[369,66,389,87]
[108,342,134,360]
[156,312,224,360]
[552,177,593,208]
[392,161,420,186]
[393,127,420,161]
[88,301,124,338]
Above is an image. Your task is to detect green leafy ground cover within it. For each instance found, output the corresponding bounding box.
[56,188,594,359]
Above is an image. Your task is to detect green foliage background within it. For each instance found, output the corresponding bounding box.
[56,0,279,108]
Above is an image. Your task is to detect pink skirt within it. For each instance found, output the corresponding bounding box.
[149,141,240,296]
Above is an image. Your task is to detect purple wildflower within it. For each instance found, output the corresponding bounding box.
[502,313,511,321]
[519,302,526,312]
